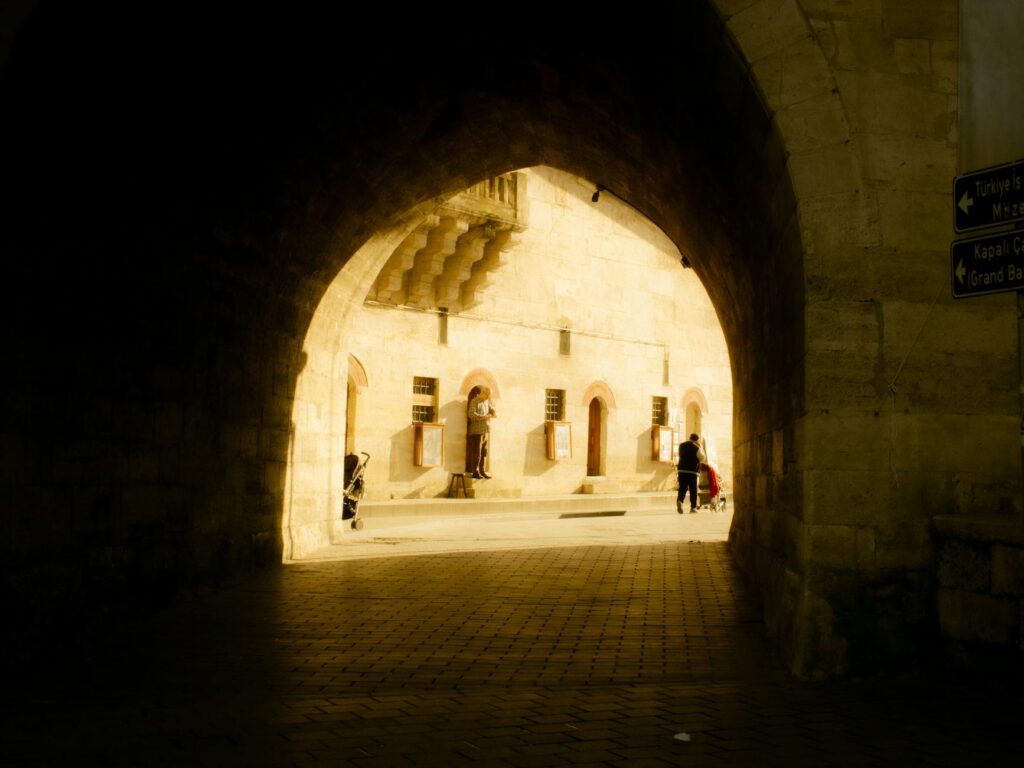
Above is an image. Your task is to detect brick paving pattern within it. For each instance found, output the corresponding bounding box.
[3,532,1022,766]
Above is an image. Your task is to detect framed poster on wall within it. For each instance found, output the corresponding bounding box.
[652,425,674,462]
[414,422,444,467]
[545,421,572,460]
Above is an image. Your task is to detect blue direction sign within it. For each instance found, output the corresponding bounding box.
[953,160,1024,232]
[951,230,1024,298]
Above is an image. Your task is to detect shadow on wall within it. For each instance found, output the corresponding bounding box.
[521,424,556,476]
[634,428,675,490]
[387,425,432,491]
[439,398,469,475]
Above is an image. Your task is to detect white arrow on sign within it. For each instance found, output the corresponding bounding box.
[958,190,974,215]
[955,259,966,283]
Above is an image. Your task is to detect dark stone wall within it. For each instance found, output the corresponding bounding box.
[0,4,801,657]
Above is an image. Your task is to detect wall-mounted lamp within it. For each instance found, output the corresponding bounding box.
[587,182,675,255]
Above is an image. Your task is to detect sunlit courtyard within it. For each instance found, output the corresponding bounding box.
[303,501,733,561]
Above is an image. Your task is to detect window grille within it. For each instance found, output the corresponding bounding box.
[652,396,668,426]
[413,377,436,395]
[545,389,565,421]
[412,376,439,422]
[412,404,435,423]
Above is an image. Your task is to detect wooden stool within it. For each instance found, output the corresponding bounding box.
[447,472,468,498]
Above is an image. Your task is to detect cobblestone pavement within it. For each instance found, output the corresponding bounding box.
[3,509,1022,766]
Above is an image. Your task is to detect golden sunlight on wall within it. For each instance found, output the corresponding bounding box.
[344,167,732,500]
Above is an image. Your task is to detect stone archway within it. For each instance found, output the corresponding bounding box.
[5,1,1002,681]
[278,14,815,679]
[284,7,806,665]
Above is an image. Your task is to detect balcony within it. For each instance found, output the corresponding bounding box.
[367,172,526,311]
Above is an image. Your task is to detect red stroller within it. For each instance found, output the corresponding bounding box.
[698,463,727,512]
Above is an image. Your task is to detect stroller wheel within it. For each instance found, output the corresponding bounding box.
[352,518,364,531]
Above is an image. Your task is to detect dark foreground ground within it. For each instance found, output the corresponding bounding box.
[3,513,1022,766]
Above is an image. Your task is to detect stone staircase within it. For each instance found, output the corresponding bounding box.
[358,490,678,525]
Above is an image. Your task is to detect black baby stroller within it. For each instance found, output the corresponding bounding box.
[343,451,369,530]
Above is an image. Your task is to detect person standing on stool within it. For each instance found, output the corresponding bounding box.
[468,387,496,479]
[677,432,706,513]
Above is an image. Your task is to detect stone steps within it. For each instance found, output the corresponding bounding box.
[358,490,678,522]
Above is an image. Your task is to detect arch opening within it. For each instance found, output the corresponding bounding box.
[287,164,736,540]
[275,2,805,671]
[6,0,1009,685]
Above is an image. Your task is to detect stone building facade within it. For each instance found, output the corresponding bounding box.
[343,167,732,501]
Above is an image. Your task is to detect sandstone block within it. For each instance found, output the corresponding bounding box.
[938,588,1017,644]
[875,190,948,250]
[931,40,957,94]
[713,0,759,17]
[861,135,955,191]
[885,414,1017,475]
[798,192,882,260]
[835,71,952,139]
[883,0,957,41]
[121,486,183,527]
[883,301,1016,358]
[831,20,896,72]
[727,0,810,64]
[992,545,1024,596]
[775,92,851,153]
[805,467,895,526]
[798,0,883,21]
[788,143,861,199]
[753,38,834,111]
[805,300,880,353]
[894,38,930,75]
[937,539,992,591]
[805,351,883,411]
[808,523,860,568]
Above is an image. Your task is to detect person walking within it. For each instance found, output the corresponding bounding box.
[677,432,706,513]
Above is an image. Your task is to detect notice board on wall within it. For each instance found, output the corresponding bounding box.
[545,421,572,460]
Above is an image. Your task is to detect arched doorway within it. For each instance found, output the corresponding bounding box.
[587,397,604,476]
[685,402,702,439]
[458,372,501,476]
[344,379,357,454]
[345,354,368,455]
[465,384,482,474]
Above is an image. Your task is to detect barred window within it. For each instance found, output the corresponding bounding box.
[545,389,565,421]
[652,396,668,426]
[412,376,439,422]
[413,377,436,396]
[412,404,435,422]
